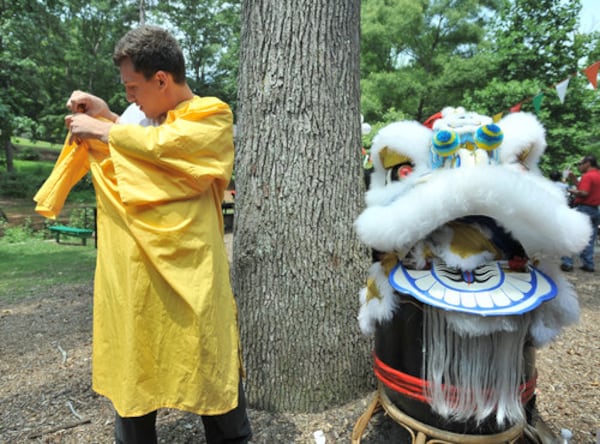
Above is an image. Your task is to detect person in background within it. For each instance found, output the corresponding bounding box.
[561,155,600,272]
[549,170,569,198]
[34,26,251,443]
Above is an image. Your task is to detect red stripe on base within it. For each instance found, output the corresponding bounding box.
[373,352,537,405]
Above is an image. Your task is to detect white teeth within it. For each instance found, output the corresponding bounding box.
[491,291,511,307]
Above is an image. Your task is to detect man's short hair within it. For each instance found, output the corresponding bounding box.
[113,26,186,84]
[580,155,598,168]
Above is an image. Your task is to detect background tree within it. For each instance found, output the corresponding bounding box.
[2,0,599,174]
[153,0,241,107]
[579,29,600,155]
[0,0,137,149]
[0,0,64,168]
[359,0,600,171]
[51,1,138,137]
[0,0,240,153]
[360,0,505,123]
[465,0,597,171]
[234,0,371,411]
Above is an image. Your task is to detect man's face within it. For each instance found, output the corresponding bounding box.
[119,58,163,120]
[578,160,589,173]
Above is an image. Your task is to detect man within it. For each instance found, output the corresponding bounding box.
[561,155,600,272]
[34,26,251,443]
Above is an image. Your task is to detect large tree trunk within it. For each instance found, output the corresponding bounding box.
[4,138,14,173]
[234,0,371,412]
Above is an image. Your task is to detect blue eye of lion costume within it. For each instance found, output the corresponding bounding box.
[353,107,591,442]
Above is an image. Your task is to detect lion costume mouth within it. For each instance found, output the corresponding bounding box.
[388,214,557,316]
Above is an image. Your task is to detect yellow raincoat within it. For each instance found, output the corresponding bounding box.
[34,96,242,417]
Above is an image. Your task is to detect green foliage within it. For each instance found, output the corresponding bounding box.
[360,0,600,168]
[12,137,62,151]
[361,70,428,122]
[478,0,598,168]
[152,0,241,108]
[1,0,69,145]
[492,0,581,83]
[0,218,44,243]
[1,171,41,198]
[462,77,592,174]
[360,0,506,123]
[0,236,97,303]
[1,0,242,152]
[0,159,54,198]
[1,151,95,207]
[462,79,539,114]
[68,206,96,230]
[360,0,423,75]
[2,0,599,173]
[14,147,40,161]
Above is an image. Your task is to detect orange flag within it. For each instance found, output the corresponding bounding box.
[583,61,600,89]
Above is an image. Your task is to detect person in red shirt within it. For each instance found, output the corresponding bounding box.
[561,155,600,272]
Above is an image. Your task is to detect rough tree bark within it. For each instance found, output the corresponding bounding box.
[4,139,14,173]
[234,0,372,412]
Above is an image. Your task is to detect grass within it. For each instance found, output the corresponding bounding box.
[0,137,97,304]
[0,137,98,305]
[11,136,62,151]
[0,238,96,304]
[13,159,55,176]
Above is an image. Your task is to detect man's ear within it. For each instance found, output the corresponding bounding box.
[156,71,168,89]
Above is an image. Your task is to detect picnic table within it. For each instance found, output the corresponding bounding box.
[48,225,94,245]
[48,206,97,247]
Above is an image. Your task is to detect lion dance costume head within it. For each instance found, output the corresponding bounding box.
[354,107,591,437]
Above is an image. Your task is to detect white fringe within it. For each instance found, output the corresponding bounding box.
[423,306,530,425]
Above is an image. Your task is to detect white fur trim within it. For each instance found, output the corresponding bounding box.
[355,165,592,257]
[358,262,400,335]
[365,168,430,207]
[497,112,546,173]
[529,262,580,346]
[369,121,432,190]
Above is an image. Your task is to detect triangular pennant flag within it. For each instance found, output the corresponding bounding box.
[583,61,600,89]
[555,78,570,104]
[510,103,522,112]
[493,112,503,122]
[532,93,544,113]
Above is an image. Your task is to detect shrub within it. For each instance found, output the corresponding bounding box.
[68,206,96,230]
[0,218,43,244]
[15,147,40,161]
[0,171,36,198]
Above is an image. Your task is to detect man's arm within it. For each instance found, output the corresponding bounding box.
[570,174,591,198]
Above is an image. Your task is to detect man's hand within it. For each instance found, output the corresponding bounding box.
[66,113,113,144]
[568,187,589,198]
[66,90,119,122]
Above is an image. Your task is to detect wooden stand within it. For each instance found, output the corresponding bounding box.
[351,384,525,444]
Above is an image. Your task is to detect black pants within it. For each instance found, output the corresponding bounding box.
[114,382,252,444]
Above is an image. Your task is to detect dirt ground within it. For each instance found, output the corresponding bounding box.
[1,231,599,443]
